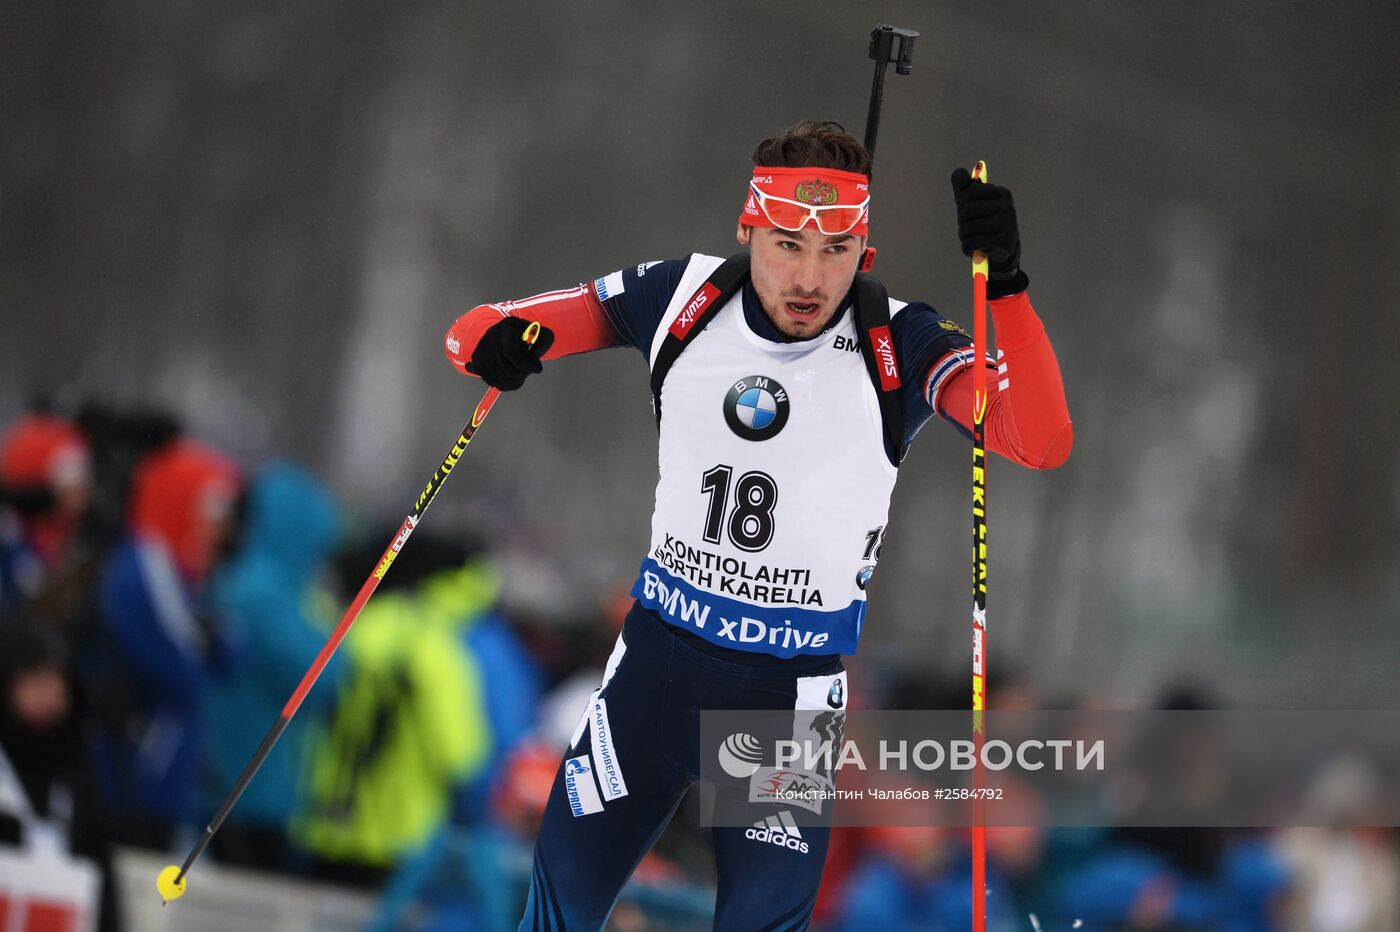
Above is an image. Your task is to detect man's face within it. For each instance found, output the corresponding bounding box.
[737,224,863,339]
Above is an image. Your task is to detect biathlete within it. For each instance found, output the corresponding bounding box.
[443,121,1072,931]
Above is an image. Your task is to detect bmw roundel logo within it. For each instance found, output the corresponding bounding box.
[724,376,790,441]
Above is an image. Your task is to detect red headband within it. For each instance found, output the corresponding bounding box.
[740,165,871,237]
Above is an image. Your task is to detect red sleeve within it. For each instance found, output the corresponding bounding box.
[443,283,623,377]
[935,291,1073,469]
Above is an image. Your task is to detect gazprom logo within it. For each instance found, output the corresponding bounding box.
[564,755,602,817]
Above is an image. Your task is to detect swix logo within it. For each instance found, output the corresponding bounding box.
[669,283,720,338]
[753,174,772,184]
[869,326,900,390]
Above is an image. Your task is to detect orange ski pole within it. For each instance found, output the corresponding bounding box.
[156,322,542,904]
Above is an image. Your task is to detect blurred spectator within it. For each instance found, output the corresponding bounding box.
[0,413,92,613]
[88,438,241,847]
[416,545,543,822]
[813,826,870,925]
[203,462,345,871]
[831,826,1020,930]
[1054,833,1291,931]
[1055,682,1293,930]
[352,533,547,816]
[370,740,559,931]
[295,552,491,885]
[72,404,182,551]
[1282,826,1399,931]
[493,740,561,843]
[1280,752,1400,931]
[0,623,118,930]
[533,588,629,749]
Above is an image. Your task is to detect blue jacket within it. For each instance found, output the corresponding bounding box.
[204,463,343,830]
[1055,839,1291,931]
[94,537,221,824]
[458,611,541,816]
[0,514,45,613]
[833,850,1018,932]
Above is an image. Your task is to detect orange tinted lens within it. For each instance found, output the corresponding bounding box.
[814,206,865,235]
[759,197,814,231]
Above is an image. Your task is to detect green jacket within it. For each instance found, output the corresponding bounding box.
[295,577,490,867]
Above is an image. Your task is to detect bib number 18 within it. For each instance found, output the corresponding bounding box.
[700,464,778,552]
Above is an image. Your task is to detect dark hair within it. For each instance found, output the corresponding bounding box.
[750,121,872,179]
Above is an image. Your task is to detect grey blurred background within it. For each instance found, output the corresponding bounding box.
[3,0,1397,705]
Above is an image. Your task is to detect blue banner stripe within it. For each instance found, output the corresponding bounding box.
[630,558,863,658]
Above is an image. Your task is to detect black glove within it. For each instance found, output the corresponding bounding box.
[950,167,1030,299]
[466,317,556,390]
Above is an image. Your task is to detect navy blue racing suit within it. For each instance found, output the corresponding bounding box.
[522,603,841,931]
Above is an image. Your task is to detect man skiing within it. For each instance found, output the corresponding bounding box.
[444,121,1071,930]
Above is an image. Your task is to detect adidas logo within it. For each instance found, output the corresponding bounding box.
[745,810,810,854]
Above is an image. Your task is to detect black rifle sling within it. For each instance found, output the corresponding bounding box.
[649,254,751,426]
[650,254,905,466]
[852,271,906,466]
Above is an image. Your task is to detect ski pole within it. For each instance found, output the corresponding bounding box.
[156,321,542,904]
[968,160,990,932]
